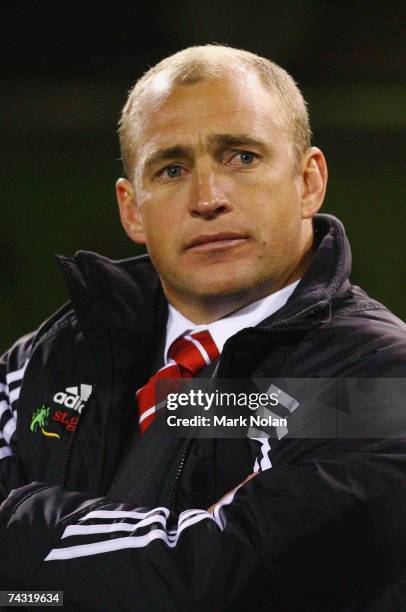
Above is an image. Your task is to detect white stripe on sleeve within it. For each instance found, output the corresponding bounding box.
[0,445,13,460]
[6,360,29,385]
[9,387,21,404]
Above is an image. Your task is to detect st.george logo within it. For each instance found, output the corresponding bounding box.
[30,385,92,439]
[30,406,60,439]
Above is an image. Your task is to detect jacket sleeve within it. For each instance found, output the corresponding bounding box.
[1,438,406,611]
[0,334,34,501]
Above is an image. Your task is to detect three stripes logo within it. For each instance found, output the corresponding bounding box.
[53,384,93,414]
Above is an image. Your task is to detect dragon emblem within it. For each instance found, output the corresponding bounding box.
[30,405,60,438]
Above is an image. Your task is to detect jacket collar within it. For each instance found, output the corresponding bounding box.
[56,213,352,336]
[258,213,352,330]
[57,252,167,335]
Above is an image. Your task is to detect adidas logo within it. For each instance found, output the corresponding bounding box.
[53,384,93,414]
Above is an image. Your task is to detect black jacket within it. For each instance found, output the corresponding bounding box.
[0,214,406,611]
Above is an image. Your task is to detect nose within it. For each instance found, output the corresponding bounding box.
[189,167,232,220]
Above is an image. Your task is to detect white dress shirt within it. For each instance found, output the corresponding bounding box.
[164,280,300,365]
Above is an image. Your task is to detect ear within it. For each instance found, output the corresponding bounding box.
[116,178,146,244]
[299,147,328,219]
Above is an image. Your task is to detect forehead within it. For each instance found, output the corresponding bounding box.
[135,72,286,160]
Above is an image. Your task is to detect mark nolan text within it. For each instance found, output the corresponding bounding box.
[167,415,287,428]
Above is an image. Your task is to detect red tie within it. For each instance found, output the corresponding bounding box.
[136,330,220,434]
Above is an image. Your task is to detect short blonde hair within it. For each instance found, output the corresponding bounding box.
[118,45,311,179]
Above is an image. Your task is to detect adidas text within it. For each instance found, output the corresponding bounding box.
[53,384,92,415]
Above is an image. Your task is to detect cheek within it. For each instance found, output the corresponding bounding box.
[140,209,177,264]
[139,186,189,253]
[251,191,302,249]
[135,180,155,209]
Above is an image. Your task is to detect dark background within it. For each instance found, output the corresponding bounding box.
[1,2,405,353]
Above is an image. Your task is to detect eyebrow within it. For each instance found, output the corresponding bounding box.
[207,133,267,150]
[144,146,194,172]
[143,133,268,171]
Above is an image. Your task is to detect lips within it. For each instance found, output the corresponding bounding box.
[186,232,248,250]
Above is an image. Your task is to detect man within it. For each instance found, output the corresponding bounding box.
[0,45,405,611]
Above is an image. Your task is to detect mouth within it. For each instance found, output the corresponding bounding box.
[186,232,249,252]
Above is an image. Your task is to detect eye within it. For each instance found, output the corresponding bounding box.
[159,164,184,179]
[228,150,259,167]
[239,151,257,165]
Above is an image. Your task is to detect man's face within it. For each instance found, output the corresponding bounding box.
[120,71,319,318]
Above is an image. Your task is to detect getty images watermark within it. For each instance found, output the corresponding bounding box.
[154,378,406,439]
[165,384,297,438]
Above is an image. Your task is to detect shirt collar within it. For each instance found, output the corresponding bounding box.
[164,280,300,365]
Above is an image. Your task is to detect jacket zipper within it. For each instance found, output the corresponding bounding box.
[169,300,331,509]
[62,386,96,487]
[170,439,191,508]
